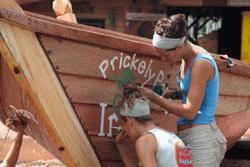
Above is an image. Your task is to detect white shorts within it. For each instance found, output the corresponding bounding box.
[177,122,227,167]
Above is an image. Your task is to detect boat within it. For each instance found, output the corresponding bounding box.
[0,0,250,166]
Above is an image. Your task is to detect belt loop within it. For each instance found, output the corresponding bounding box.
[210,122,216,131]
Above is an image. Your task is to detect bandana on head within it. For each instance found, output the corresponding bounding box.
[120,99,150,117]
[152,32,185,50]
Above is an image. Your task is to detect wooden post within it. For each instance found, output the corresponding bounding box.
[0,0,100,166]
[241,12,250,64]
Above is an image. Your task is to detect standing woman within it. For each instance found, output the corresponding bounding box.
[138,14,227,167]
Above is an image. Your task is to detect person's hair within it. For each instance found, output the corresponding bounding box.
[118,84,152,124]
[134,115,152,124]
[118,84,147,109]
[120,115,152,124]
[155,14,187,38]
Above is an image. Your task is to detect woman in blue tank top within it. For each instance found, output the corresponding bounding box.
[138,14,227,167]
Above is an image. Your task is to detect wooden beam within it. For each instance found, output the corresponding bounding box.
[16,0,44,5]
[161,0,250,7]
[160,0,227,6]
[126,12,166,21]
[203,0,227,6]
[160,0,203,7]
[0,0,101,166]
[227,0,250,7]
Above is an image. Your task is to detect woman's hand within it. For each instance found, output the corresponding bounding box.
[5,115,26,133]
[136,86,158,101]
[116,130,128,144]
[162,89,182,100]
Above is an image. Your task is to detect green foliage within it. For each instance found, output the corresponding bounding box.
[112,93,122,113]
[109,69,136,90]
[110,69,136,112]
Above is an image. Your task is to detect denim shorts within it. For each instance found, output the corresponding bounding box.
[177,122,227,167]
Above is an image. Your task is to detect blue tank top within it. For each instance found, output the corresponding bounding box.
[176,53,219,125]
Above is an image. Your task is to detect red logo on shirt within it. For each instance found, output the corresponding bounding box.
[175,141,193,167]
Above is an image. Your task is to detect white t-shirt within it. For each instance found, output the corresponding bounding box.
[147,128,193,167]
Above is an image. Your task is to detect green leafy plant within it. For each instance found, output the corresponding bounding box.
[110,69,136,112]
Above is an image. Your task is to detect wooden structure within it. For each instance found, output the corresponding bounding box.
[16,0,44,5]
[241,11,250,64]
[18,0,250,56]
[1,1,250,166]
[160,0,250,7]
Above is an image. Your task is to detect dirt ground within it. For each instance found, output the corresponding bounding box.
[4,160,65,167]
[0,138,65,166]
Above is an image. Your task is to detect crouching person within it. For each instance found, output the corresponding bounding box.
[116,98,193,167]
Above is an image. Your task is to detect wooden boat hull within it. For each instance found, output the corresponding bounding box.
[0,2,250,166]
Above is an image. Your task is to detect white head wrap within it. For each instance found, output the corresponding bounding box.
[152,32,185,50]
[120,99,150,117]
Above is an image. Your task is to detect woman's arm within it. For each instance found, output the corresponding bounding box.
[139,60,213,120]
[1,117,26,167]
[135,134,157,167]
[1,131,24,167]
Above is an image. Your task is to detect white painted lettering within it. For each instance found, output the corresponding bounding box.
[141,69,156,87]
[123,55,131,68]
[99,60,109,79]
[138,61,146,74]
[110,56,118,71]
[107,113,118,137]
[144,60,153,78]
[98,103,107,136]
[130,53,139,71]
[119,53,124,69]
[98,53,166,93]
[153,70,165,86]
